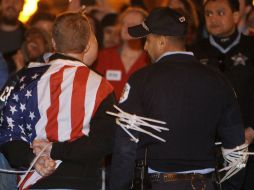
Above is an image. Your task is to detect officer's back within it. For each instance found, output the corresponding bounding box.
[110,7,245,190]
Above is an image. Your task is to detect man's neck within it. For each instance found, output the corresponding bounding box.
[164,46,186,53]
[60,52,83,62]
[212,29,239,49]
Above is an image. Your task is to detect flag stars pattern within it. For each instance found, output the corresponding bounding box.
[26,124,32,131]
[6,116,15,129]
[31,73,39,80]
[20,103,26,112]
[29,112,36,121]
[25,90,32,99]
[0,68,45,145]
[12,94,19,102]
[18,124,25,135]
[20,84,26,91]
[10,105,17,115]
[20,76,26,82]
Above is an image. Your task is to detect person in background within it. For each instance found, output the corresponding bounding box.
[245,6,254,36]
[0,0,25,74]
[0,0,25,54]
[237,0,253,33]
[0,53,8,89]
[101,13,120,48]
[191,0,254,189]
[11,27,53,72]
[109,7,245,190]
[168,0,201,46]
[68,0,113,21]
[29,12,56,35]
[94,7,149,101]
[4,12,55,75]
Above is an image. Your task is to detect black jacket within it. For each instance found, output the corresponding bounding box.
[109,53,245,190]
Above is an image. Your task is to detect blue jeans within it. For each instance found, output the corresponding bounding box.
[0,153,17,190]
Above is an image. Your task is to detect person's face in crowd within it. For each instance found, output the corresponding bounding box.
[120,11,145,41]
[144,34,161,62]
[168,0,185,10]
[0,0,24,25]
[26,33,47,61]
[33,20,54,34]
[103,25,120,48]
[204,0,239,37]
[83,32,98,66]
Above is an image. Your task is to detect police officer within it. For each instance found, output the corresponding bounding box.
[109,7,245,190]
[192,0,254,189]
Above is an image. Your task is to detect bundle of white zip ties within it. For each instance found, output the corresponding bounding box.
[107,106,254,183]
[219,143,254,183]
[106,105,168,143]
[215,142,254,183]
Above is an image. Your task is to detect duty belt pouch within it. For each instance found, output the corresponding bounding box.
[131,149,151,190]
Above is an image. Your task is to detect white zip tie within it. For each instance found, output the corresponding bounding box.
[18,143,51,187]
[0,168,34,174]
[219,143,252,183]
[107,105,168,143]
[113,105,167,125]
[116,120,139,143]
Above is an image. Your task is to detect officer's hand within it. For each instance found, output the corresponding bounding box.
[245,127,254,144]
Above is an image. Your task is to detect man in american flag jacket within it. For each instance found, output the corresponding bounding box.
[0,11,116,190]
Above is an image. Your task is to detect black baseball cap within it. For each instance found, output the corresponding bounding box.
[128,7,188,38]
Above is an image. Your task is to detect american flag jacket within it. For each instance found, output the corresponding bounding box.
[0,53,116,189]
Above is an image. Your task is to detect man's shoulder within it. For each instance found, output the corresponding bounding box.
[129,63,152,80]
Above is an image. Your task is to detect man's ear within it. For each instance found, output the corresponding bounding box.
[159,36,167,50]
[83,38,91,55]
[233,11,240,24]
[51,38,56,51]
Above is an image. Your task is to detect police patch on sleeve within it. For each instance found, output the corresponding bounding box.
[119,83,131,104]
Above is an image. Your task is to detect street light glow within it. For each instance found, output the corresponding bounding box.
[19,0,40,23]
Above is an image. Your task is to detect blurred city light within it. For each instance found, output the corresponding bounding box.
[19,0,40,23]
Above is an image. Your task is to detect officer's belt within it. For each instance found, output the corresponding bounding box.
[149,172,214,183]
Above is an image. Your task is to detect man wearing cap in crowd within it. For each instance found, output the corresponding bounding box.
[109,7,245,190]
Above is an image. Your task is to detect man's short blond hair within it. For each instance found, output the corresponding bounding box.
[52,11,91,53]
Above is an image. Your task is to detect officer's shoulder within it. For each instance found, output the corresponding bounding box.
[128,64,153,82]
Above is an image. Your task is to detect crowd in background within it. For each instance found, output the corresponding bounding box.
[0,0,253,87]
[0,0,253,89]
